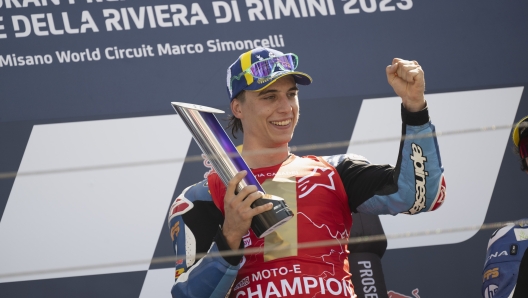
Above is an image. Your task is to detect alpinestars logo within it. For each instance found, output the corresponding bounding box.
[406,143,428,214]
[297,167,335,198]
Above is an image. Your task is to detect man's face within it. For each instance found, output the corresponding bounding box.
[231,75,299,148]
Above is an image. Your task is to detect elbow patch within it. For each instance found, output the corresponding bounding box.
[427,174,446,212]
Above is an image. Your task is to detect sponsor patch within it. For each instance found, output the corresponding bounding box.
[175,268,185,279]
[243,237,252,248]
[483,267,499,282]
[484,284,498,298]
[170,221,181,241]
[487,251,508,260]
[514,228,528,241]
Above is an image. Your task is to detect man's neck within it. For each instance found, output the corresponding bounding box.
[241,144,290,169]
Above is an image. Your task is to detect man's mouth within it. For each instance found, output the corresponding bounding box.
[270,119,292,126]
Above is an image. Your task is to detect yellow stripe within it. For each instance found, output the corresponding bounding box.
[262,178,298,261]
[513,116,528,146]
[240,50,254,85]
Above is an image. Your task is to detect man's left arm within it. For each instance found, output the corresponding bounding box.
[324,59,446,215]
[326,104,445,215]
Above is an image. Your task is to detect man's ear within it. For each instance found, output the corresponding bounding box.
[231,98,242,118]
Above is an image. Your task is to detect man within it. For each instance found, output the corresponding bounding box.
[481,116,528,298]
[168,47,446,297]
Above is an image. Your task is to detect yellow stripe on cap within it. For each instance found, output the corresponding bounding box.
[513,115,528,147]
[240,50,254,86]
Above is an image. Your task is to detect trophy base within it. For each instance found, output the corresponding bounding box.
[255,214,294,238]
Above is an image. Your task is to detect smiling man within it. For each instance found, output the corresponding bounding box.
[168,47,446,298]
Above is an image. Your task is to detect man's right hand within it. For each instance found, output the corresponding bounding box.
[222,171,273,250]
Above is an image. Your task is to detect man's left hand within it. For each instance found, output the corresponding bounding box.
[386,58,426,112]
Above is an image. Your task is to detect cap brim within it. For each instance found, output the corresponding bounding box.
[244,71,312,92]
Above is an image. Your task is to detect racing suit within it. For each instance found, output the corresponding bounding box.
[168,104,446,298]
[482,219,528,298]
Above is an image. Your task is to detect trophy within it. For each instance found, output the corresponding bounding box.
[171,102,294,238]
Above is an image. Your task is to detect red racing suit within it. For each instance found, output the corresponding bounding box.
[209,155,353,297]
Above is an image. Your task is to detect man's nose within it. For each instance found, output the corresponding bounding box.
[276,94,293,112]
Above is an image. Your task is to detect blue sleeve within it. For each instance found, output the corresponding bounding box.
[482,220,528,298]
[168,180,242,298]
[326,103,446,215]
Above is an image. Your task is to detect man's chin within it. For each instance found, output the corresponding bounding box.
[270,135,293,147]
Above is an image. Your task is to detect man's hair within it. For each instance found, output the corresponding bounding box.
[227,91,245,138]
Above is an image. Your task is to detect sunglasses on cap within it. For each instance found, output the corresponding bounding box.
[230,53,299,87]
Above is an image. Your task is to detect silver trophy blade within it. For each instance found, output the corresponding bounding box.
[171,102,293,238]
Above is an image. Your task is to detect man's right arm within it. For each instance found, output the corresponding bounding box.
[168,180,243,298]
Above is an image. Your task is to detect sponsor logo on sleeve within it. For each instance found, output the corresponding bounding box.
[405,143,428,215]
[175,268,185,279]
[514,228,528,241]
[242,231,252,247]
[484,284,498,298]
[243,237,252,248]
[357,261,380,296]
[483,268,499,282]
[170,221,181,241]
[487,251,508,261]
